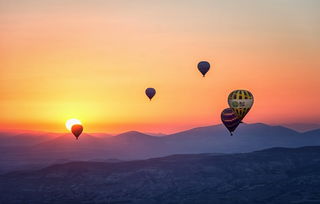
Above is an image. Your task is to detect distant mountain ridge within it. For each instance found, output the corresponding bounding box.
[1,146,320,204]
[0,123,319,173]
[281,123,320,132]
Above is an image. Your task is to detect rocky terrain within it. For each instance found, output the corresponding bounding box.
[1,146,320,204]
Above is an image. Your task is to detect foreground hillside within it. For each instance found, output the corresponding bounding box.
[1,146,320,204]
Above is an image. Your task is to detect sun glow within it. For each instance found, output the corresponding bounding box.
[65,119,82,131]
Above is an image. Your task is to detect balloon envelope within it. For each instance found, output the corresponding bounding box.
[221,108,241,135]
[197,61,210,77]
[71,124,83,139]
[228,90,254,121]
[145,88,156,100]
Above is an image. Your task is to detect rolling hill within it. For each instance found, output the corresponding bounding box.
[1,146,320,204]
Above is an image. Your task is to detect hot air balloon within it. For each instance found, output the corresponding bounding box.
[197,61,210,77]
[228,90,254,121]
[71,124,83,140]
[145,88,156,101]
[221,108,241,136]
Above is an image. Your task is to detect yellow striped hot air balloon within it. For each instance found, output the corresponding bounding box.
[228,90,254,121]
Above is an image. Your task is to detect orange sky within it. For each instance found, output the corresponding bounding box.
[1,0,319,133]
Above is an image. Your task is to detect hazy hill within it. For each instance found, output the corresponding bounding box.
[1,146,320,204]
[162,123,304,153]
[0,123,319,173]
[0,131,60,146]
[281,123,320,132]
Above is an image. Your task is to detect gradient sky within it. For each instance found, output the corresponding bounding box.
[1,0,319,133]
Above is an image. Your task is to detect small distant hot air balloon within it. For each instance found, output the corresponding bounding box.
[145,88,156,101]
[221,108,241,136]
[197,61,210,77]
[71,124,83,140]
[228,90,254,122]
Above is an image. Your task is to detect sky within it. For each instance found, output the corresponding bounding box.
[1,0,319,134]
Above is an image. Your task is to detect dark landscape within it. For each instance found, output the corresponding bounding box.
[1,146,320,204]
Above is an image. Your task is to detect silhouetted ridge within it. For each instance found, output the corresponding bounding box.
[1,123,319,174]
[116,131,156,138]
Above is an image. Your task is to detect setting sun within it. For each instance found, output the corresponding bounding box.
[65,119,82,131]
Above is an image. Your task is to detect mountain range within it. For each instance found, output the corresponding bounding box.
[0,123,319,173]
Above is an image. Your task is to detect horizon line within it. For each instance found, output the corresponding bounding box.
[0,122,319,135]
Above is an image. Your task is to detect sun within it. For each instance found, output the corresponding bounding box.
[65,119,82,131]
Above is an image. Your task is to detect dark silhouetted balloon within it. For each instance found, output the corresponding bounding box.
[197,61,210,77]
[145,88,156,101]
[71,124,83,140]
[221,108,241,136]
[228,90,254,122]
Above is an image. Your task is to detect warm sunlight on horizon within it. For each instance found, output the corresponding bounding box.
[1,0,320,133]
[65,119,82,131]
